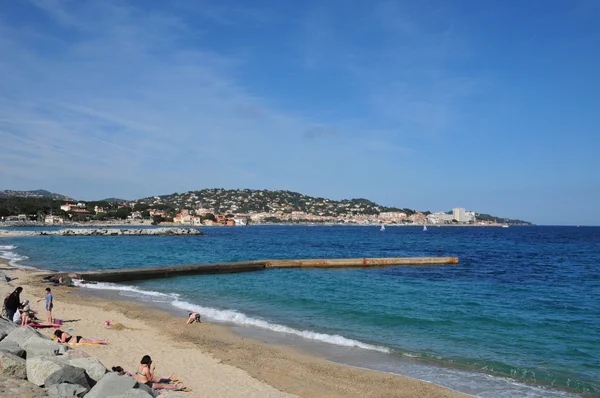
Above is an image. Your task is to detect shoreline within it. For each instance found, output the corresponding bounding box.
[0,258,471,398]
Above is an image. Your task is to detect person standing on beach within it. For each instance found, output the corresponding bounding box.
[37,287,53,324]
[3,287,22,322]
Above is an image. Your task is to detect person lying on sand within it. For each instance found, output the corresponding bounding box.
[53,329,108,345]
[134,355,190,391]
[186,312,201,324]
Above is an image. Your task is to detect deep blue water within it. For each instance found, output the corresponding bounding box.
[2,225,599,397]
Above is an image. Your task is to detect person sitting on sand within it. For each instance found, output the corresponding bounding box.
[13,305,29,326]
[186,312,201,324]
[53,329,108,345]
[21,299,37,320]
[134,355,188,391]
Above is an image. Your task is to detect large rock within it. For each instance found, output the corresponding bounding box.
[107,388,155,398]
[3,325,44,346]
[44,364,91,391]
[23,335,70,358]
[134,381,156,397]
[85,372,157,398]
[0,317,18,337]
[46,382,87,397]
[85,372,136,398]
[0,339,26,358]
[68,357,107,383]
[26,356,65,386]
[62,349,90,359]
[0,375,49,397]
[0,352,27,379]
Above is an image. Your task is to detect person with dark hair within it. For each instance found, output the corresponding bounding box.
[54,329,108,345]
[134,355,188,391]
[4,287,23,321]
[186,312,201,324]
[112,366,132,377]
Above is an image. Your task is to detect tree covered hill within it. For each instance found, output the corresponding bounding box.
[0,188,532,224]
[139,188,407,217]
[0,189,72,200]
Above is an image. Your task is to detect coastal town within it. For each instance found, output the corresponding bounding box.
[0,189,530,227]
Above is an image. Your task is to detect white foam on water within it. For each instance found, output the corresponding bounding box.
[0,245,35,268]
[71,281,583,397]
[172,299,391,353]
[75,281,388,352]
[73,280,179,301]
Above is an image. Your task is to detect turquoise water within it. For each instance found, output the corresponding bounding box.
[2,225,599,397]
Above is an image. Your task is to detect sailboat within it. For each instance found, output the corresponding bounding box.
[380,224,386,231]
[423,225,428,231]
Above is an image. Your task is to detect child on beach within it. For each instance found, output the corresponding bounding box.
[37,287,53,324]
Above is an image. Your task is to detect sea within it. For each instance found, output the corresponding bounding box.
[1,225,599,397]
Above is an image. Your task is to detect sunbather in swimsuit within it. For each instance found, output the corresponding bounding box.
[53,329,108,345]
[134,355,188,391]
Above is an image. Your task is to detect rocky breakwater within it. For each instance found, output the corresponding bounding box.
[36,227,203,237]
[0,317,168,397]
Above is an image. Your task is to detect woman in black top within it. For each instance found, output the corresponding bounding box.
[4,287,22,321]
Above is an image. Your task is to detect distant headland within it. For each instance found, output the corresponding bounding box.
[0,188,532,227]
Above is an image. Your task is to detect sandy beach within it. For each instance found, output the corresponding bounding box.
[0,259,470,398]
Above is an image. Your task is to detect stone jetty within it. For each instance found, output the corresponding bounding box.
[1,228,203,237]
[63,257,460,283]
[0,318,164,397]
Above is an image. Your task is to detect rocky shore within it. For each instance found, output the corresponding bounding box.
[0,318,175,397]
[0,228,203,237]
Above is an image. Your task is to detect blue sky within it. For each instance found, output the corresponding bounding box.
[1,0,598,225]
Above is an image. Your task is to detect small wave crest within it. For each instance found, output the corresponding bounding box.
[74,280,389,353]
[73,280,179,301]
[0,245,33,268]
[172,300,391,353]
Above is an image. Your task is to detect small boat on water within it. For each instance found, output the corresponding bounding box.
[502,224,509,228]
[380,224,385,231]
[423,225,428,231]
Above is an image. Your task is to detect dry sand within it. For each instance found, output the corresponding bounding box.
[0,260,470,398]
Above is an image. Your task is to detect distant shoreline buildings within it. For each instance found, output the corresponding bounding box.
[0,189,528,226]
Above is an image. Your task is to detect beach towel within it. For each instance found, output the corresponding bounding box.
[28,323,60,329]
[69,342,102,346]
